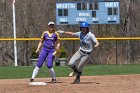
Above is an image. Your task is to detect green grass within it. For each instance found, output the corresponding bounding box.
[0,64,140,79]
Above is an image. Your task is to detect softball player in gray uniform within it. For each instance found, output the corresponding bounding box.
[57,22,99,84]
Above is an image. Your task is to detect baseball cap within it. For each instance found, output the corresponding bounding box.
[48,22,55,25]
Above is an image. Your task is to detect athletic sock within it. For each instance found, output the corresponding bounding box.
[71,65,78,73]
[76,71,82,79]
[49,68,56,79]
[31,66,39,79]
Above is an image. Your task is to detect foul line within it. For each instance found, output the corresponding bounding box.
[0,37,140,41]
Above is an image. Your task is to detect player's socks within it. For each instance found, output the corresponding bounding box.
[71,65,78,73]
[49,68,56,79]
[76,71,82,79]
[31,66,39,79]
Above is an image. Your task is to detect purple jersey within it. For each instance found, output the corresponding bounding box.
[41,31,60,49]
[36,31,60,68]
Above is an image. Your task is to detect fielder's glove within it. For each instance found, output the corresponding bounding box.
[57,30,64,34]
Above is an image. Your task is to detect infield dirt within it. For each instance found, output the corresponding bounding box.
[0,75,140,93]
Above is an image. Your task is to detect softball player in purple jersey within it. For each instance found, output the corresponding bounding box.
[30,22,60,83]
[57,22,99,84]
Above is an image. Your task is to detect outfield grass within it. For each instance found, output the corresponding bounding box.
[0,64,140,79]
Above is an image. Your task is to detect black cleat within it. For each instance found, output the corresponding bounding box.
[51,79,56,83]
[30,78,34,82]
[72,78,80,84]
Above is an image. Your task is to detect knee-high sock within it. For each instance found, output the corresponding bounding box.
[49,68,56,79]
[71,65,78,73]
[76,71,82,79]
[31,66,39,79]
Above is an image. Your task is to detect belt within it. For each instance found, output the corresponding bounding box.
[80,50,90,54]
[43,45,55,49]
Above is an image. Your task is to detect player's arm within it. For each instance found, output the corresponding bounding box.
[63,32,75,36]
[57,30,75,36]
[56,39,61,51]
[36,32,44,53]
[52,40,60,56]
[94,41,99,48]
[36,39,43,53]
[90,33,99,48]
[52,32,61,55]
[55,32,61,50]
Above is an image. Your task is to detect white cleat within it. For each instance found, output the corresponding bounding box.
[69,72,75,77]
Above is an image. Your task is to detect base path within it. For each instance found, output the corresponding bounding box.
[0,75,140,93]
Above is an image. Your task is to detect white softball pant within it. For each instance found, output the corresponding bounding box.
[68,49,90,72]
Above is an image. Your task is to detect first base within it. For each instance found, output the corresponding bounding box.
[29,82,47,86]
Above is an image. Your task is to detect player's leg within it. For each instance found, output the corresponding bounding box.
[77,54,89,72]
[73,54,89,84]
[68,50,81,76]
[30,50,47,82]
[69,61,80,77]
[47,52,56,83]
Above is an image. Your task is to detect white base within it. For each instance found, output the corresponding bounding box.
[29,82,47,86]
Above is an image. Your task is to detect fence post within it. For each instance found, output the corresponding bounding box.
[116,40,118,65]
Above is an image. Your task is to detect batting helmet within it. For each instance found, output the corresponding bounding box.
[80,22,89,28]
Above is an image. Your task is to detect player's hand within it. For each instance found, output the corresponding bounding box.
[94,45,98,48]
[94,41,99,48]
[55,47,60,51]
[52,51,57,56]
[57,30,64,34]
[35,49,40,54]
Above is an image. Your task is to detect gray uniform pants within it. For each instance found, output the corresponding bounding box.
[68,49,90,72]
